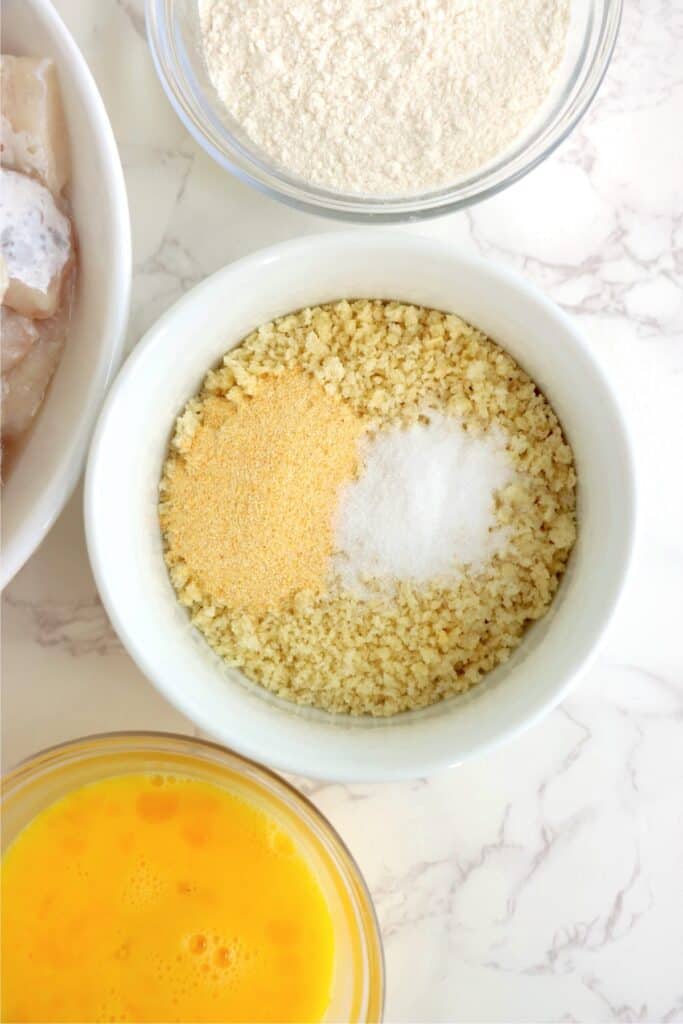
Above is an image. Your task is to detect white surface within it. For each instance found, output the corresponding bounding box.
[85,232,635,781]
[2,0,682,1019]
[0,0,131,587]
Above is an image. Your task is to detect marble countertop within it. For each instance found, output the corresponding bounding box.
[2,1,682,1020]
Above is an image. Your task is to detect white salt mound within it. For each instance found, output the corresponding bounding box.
[333,412,515,593]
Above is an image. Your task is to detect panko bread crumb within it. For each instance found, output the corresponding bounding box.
[160,300,577,717]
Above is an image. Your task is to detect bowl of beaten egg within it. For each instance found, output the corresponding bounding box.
[1,731,383,1022]
[85,231,636,782]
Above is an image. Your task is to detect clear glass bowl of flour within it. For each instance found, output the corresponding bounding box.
[146,0,622,223]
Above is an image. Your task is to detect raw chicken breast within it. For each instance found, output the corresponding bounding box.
[0,167,73,318]
[1,307,39,374]
[1,334,64,439]
[0,56,70,195]
[0,54,76,477]
[1,283,71,441]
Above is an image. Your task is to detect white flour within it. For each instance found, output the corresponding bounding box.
[332,414,515,594]
[0,168,71,294]
[198,0,570,196]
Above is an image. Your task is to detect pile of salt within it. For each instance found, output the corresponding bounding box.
[333,412,515,593]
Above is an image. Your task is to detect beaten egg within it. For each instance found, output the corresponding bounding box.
[1,773,335,1022]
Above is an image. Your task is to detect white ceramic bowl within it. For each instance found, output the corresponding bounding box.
[1,0,131,588]
[86,232,636,782]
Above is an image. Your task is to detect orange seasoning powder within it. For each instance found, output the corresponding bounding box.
[160,370,362,615]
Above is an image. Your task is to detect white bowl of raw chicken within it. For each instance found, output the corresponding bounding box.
[1,0,131,587]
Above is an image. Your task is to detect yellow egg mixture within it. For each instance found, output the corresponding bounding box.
[1,774,334,1023]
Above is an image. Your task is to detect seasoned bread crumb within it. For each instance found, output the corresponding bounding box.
[160,300,577,717]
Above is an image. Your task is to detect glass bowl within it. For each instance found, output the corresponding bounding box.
[146,0,622,223]
[1,731,385,1023]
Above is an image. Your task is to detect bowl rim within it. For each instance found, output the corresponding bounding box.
[1,0,132,589]
[84,230,638,782]
[1,728,386,1023]
[145,0,623,223]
